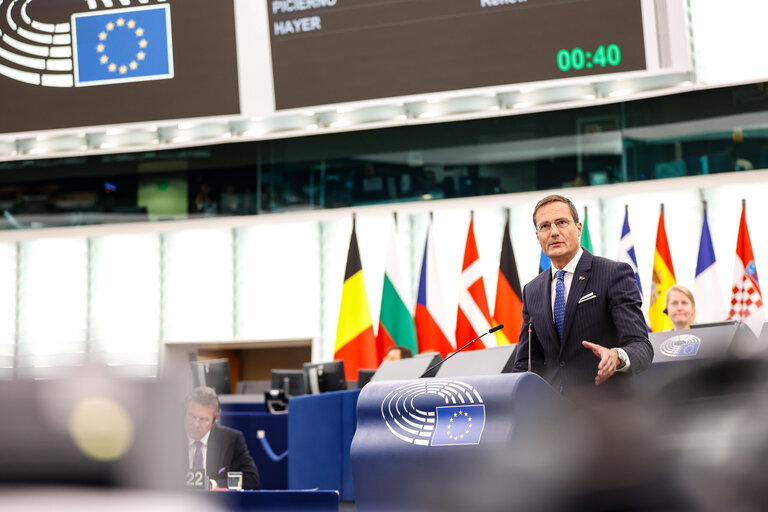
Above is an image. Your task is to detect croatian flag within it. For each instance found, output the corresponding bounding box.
[694,204,726,323]
[728,200,764,335]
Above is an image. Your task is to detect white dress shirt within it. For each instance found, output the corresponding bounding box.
[188,429,212,470]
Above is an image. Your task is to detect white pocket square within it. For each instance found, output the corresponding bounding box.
[578,292,597,304]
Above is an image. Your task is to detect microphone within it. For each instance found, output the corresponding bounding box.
[527,318,533,373]
[419,325,504,378]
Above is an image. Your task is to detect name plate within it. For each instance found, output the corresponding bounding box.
[186,469,208,489]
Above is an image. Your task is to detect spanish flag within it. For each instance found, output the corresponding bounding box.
[649,205,676,331]
[334,217,377,380]
[493,210,523,344]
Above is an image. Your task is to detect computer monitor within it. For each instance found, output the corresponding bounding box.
[356,369,377,388]
[434,345,517,377]
[270,369,307,396]
[302,360,347,394]
[190,358,232,395]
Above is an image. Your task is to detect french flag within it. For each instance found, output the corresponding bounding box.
[694,203,726,323]
[414,217,456,357]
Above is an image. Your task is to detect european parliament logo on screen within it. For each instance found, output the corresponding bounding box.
[660,334,702,358]
[381,379,486,447]
[72,4,173,87]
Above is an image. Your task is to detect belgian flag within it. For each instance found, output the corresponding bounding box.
[334,216,377,380]
[493,209,523,344]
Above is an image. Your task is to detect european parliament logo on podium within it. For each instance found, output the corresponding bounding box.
[72,4,173,87]
[381,379,486,447]
[431,404,485,446]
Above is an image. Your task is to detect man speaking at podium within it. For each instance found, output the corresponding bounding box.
[513,195,652,400]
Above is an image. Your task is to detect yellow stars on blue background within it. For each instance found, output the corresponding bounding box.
[95,17,148,75]
[74,4,173,86]
[431,404,485,446]
[446,410,474,441]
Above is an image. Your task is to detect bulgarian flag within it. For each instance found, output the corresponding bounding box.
[493,210,523,344]
[415,215,455,357]
[581,205,594,253]
[456,214,497,349]
[649,205,676,332]
[727,200,764,334]
[376,216,418,363]
[334,217,377,380]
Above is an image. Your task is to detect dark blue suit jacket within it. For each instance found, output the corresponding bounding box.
[513,250,652,398]
[205,423,260,490]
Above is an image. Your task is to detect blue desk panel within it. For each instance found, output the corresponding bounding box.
[219,409,288,490]
[208,490,339,512]
[288,390,360,501]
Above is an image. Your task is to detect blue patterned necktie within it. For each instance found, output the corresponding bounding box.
[192,440,204,470]
[554,270,566,340]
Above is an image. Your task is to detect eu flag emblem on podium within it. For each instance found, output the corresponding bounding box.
[72,4,174,87]
[678,343,700,356]
[431,404,485,446]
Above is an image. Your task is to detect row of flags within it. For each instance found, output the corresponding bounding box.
[334,212,524,380]
[334,202,764,380]
[644,200,764,335]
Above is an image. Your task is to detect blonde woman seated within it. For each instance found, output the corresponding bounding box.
[665,285,696,331]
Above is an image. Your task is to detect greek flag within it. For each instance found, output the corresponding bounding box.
[539,249,550,273]
[72,4,173,86]
[618,206,649,330]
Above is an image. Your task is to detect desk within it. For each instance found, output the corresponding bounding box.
[219,401,288,490]
[288,390,360,501]
[208,490,339,512]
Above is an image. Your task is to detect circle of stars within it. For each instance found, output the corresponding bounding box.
[446,410,473,441]
[96,17,148,74]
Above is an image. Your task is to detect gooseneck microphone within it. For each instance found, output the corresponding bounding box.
[527,318,533,373]
[419,324,504,378]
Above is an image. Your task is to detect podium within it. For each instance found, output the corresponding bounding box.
[350,373,569,512]
[288,390,360,501]
[638,321,759,395]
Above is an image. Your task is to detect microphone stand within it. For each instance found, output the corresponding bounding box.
[419,325,504,378]
[527,319,533,373]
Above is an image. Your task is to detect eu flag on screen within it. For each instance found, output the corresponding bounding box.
[72,4,173,87]
[431,404,485,446]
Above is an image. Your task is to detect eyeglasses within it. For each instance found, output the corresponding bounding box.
[185,412,214,425]
[536,219,572,233]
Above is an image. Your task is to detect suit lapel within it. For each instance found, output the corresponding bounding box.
[561,251,593,354]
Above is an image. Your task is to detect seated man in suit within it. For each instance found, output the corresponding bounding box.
[185,386,260,489]
[513,194,653,400]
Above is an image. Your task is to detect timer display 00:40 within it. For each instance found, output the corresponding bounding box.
[557,44,622,72]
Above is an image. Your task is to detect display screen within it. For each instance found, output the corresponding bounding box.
[267,0,648,110]
[0,0,240,134]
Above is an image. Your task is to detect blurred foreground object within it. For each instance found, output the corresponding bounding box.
[0,367,224,510]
